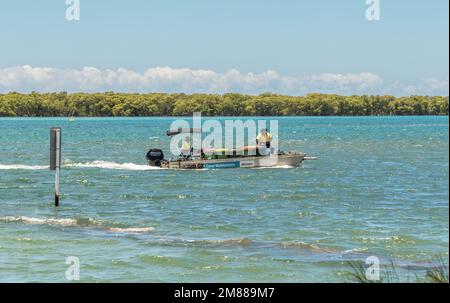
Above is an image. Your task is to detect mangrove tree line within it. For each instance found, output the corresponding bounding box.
[0,92,448,117]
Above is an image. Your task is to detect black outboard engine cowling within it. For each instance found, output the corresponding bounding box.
[146,149,164,166]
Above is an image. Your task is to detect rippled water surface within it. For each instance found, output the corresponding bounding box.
[0,116,448,282]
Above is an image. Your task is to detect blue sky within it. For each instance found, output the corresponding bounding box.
[0,0,448,95]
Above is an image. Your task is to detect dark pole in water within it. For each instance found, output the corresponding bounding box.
[50,128,61,207]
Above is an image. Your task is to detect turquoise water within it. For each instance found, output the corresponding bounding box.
[0,116,448,282]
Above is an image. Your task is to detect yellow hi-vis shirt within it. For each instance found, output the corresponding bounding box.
[181,141,191,150]
[181,141,191,154]
[256,132,272,143]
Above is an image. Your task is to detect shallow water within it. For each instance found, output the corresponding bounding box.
[0,116,448,282]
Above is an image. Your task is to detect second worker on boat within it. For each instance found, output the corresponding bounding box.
[256,128,273,155]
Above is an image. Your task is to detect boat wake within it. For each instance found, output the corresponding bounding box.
[0,164,48,170]
[64,160,162,170]
[0,161,295,171]
[253,165,295,169]
[0,161,163,171]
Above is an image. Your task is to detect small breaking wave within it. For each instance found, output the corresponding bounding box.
[197,238,253,246]
[355,236,415,244]
[0,164,48,170]
[281,241,337,253]
[0,216,155,234]
[342,247,369,254]
[107,227,155,233]
[141,236,254,247]
[281,241,371,256]
[0,216,103,227]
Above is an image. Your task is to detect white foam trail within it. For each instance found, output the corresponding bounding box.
[0,164,48,170]
[0,161,163,171]
[0,161,295,171]
[254,165,294,170]
[64,161,162,170]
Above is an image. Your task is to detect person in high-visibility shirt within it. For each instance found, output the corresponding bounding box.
[181,136,192,158]
[256,128,273,148]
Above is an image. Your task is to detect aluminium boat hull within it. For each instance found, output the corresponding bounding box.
[160,152,305,169]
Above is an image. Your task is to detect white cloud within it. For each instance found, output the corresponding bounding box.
[0,65,448,96]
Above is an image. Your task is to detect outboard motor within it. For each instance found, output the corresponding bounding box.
[146,148,164,167]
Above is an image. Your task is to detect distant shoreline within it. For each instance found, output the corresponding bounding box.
[0,92,448,117]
